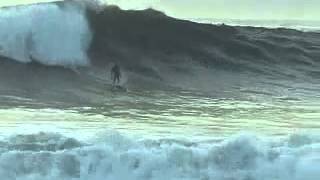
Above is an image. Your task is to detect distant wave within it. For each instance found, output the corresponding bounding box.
[193,18,320,32]
[0,131,319,180]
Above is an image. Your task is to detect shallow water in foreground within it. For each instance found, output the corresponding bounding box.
[0,89,319,180]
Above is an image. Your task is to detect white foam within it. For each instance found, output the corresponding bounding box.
[0,1,91,67]
[0,132,319,180]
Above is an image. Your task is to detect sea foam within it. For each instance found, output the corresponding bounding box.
[0,132,319,180]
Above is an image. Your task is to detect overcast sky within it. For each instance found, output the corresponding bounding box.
[0,0,319,20]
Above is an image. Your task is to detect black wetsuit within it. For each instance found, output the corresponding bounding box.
[111,65,121,85]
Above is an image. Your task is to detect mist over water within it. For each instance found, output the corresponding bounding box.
[0,1,319,179]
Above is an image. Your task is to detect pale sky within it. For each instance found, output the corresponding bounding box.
[0,0,319,20]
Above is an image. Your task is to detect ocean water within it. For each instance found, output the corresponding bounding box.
[193,18,320,32]
[0,1,320,180]
[0,89,320,180]
[1,89,320,140]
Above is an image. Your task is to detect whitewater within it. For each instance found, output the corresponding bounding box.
[0,131,319,180]
[0,1,320,180]
[0,0,91,66]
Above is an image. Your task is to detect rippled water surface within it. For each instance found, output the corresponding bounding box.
[1,89,319,141]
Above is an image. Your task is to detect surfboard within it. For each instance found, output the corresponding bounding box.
[111,85,128,92]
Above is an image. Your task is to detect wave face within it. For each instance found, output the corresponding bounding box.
[85,5,320,84]
[0,1,91,66]
[0,132,319,180]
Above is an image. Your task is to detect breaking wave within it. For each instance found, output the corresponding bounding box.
[0,0,320,98]
[0,132,319,180]
[0,1,319,74]
[0,1,91,66]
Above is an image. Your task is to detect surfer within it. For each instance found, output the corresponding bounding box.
[111,64,121,86]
